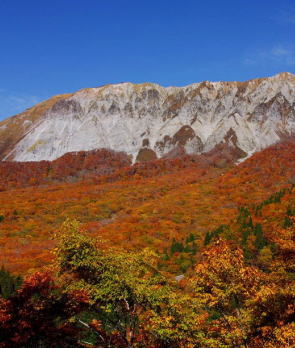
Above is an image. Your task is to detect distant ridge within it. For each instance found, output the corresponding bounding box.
[0,72,294,162]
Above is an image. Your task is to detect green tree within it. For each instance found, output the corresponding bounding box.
[254,223,267,251]
[55,219,190,347]
[0,266,22,299]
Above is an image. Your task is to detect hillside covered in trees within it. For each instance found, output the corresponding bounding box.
[0,140,294,347]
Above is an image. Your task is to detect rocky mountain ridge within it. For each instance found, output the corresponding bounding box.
[0,72,295,162]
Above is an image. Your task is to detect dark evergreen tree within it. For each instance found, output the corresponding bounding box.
[283,216,293,228]
[254,224,267,251]
[0,266,22,298]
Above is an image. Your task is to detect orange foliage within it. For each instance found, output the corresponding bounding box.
[0,140,294,274]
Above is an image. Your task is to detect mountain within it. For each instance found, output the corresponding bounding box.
[0,72,295,162]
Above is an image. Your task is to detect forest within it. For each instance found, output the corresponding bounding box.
[0,140,294,347]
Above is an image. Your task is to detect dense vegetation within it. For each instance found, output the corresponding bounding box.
[0,215,294,347]
[0,140,294,347]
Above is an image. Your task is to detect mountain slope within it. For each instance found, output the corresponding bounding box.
[0,72,295,162]
[0,140,294,273]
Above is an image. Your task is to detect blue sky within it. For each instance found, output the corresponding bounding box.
[0,0,295,120]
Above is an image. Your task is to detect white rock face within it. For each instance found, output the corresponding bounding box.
[2,72,295,162]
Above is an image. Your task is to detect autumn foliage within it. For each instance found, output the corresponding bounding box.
[0,272,88,347]
[0,140,294,346]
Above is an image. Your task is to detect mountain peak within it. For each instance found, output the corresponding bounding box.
[0,74,294,162]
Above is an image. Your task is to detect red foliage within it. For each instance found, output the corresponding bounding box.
[0,148,131,189]
[0,272,88,347]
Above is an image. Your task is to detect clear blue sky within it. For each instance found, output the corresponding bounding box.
[0,0,295,120]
